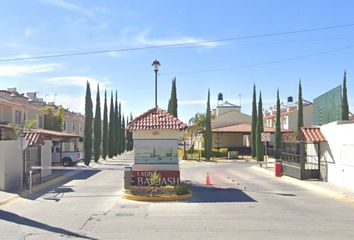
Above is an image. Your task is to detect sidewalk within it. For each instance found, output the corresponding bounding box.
[252,158,354,204]
[0,156,132,207]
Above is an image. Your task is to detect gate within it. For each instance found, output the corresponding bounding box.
[281,141,320,180]
[23,145,41,188]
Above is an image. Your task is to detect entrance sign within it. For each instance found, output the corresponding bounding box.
[134,139,178,164]
[126,108,187,186]
[132,171,180,186]
[261,133,271,142]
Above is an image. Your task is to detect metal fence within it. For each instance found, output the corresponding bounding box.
[281,141,320,180]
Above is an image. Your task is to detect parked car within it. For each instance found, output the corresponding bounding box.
[52,145,83,166]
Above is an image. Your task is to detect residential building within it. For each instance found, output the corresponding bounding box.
[0,88,46,129]
[263,98,313,132]
[211,101,252,128]
[62,109,85,152]
[191,96,253,150]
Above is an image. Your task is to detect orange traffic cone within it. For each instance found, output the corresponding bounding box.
[206,172,212,186]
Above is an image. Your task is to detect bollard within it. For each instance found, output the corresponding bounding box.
[29,170,32,194]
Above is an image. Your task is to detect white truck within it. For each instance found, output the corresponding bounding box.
[52,145,84,166]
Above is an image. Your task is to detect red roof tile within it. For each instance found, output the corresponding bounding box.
[212,123,293,133]
[263,104,312,120]
[299,127,326,142]
[127,108,187,131]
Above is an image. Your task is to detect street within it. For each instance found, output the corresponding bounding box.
[1,159,354,240]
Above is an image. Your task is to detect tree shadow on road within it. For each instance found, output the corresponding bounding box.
[185,184,257,203]
[0,210,96,239]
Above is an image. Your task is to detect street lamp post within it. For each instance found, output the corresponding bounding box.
[152,59,160,108]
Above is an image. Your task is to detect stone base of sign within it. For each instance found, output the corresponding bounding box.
[131,163,180,186]
[122,191,192,202]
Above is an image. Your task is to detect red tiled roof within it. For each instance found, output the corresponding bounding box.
[0,96,45,113]
[263,104,312,120]
[212,123,293,133]
[299,127,326,142]
[127,108,187,131]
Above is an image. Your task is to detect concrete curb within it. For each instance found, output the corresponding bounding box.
[250,165,354,204]
[0,195,21,207]
[122,192,192,202]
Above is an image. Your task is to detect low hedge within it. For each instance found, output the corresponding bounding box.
[128,182,192,196]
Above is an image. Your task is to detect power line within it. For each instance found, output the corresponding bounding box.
[1,23,354,62]
[159,44,354,76]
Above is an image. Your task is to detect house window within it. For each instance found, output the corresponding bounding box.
[15,111,22,125]
[283,116,289,129]
[79,124,82,133]
[63,120,67,130]
[38,116,44,128]
[0,128,3,140]
[72,123,75,132]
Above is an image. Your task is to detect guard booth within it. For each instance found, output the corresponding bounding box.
[126,108,187,187]
[281,127,326,180]
[23,129,80,188]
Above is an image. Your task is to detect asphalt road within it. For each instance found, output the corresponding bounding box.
[1,159,354,240]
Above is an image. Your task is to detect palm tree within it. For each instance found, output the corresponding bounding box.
[188,113,206,151]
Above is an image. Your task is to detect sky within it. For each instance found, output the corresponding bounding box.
[0,0,353,123]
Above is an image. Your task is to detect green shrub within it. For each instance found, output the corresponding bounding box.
[197,148,228,158]
[150,171,161,187]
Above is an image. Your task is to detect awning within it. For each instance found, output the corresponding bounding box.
[25,132,45,146]
[24,129,80,145]
[299,127,326,142]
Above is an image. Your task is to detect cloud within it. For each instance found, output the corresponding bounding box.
[45,76,111,89]
[37,0,94,16]
[107,51,121,58]
[135,30,221,49]
[55,94,85,113]
[0,63,60,76]
[55,93,127,116]
[24,27,36,37]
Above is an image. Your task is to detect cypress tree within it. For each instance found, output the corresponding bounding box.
[84,81,93,166]
[118,103,122,154]
[121,115,126,152]
[126,114,134,151]
[108,92,115,158]
[342,70,349,120]
[204,89,212,160]
[297,80,304,135]
[167,77,178,117]
[102,90,108,159]
[251,84,257,158]
[275,89,281,159]
[114,91,119,156]
[93,84,101,163]
[256,92,264,162]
